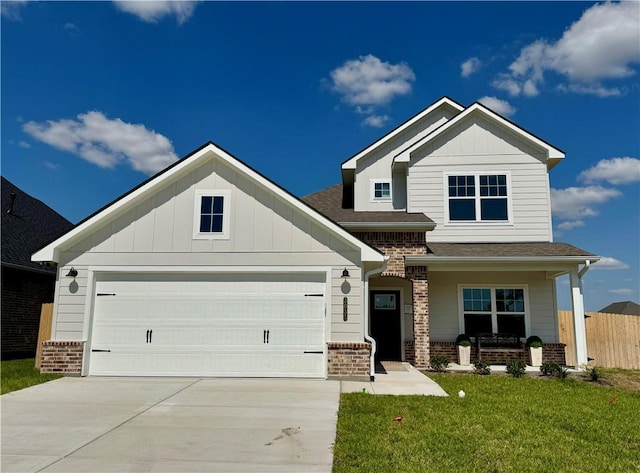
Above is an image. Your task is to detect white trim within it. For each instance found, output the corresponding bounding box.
[457,284,531,338]
[395,102,565,164]
[370,179,392,203]
[443,171,513,225]
[32,143,385,264]
[192,189,231,240]
[406,255,596,265]
[342,97,465,170]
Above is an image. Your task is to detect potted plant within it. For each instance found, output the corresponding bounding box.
[456,334,472,366]
[526,336,543,367]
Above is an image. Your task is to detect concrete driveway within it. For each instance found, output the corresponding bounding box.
[1,377,340,473]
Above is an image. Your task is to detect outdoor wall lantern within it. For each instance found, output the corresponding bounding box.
[341,268,350,278]
[66,267,78,278]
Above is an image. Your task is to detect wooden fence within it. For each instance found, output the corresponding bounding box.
[559,310,640,369]
[35,303,54,369]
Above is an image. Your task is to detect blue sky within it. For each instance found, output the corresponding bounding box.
[2,1,639,311]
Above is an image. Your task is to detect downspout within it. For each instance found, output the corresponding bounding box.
[578,259,591,278]
[363,257,389,381]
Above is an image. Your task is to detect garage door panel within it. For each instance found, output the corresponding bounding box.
[90,273,327,377]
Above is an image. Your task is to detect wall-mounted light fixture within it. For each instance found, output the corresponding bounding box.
[341,268,350,278]
[66,267,78,278]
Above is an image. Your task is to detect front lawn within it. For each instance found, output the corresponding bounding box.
[333,373,640,473]
[1,358,62,394]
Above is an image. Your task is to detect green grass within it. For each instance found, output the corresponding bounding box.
[1,358,62,394]
[333,373,640,473]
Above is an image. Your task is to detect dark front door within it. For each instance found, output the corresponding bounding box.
[370,291,401,361]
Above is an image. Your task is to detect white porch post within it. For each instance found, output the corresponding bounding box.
[569,269,588,366]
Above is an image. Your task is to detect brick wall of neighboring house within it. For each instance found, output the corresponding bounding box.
[39,341,84,374]
[327,342,371,377]
[1,266,55,359]
[430,341,567,366]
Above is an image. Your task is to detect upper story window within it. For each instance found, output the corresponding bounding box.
[371,179,391,202]
[193,190,230,239]
[447,173,510,222]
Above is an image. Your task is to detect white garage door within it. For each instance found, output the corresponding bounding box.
[89,273,326,377]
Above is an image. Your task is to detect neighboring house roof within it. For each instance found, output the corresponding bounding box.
[599,301,640,315]
[394,101,565,170]
[1,176,73,273]
[303,184,435,230]
[341,96,465,170]
[32,142,385,264]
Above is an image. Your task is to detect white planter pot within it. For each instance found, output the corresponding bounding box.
[457,345,471,366]
[529,346,543,367]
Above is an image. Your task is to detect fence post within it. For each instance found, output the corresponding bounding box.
[35,303,53,369]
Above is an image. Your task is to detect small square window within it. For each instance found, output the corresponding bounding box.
[193,190,230,239]
[373,181,391,200]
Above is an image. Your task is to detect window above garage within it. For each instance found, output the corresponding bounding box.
[193,190,230,239]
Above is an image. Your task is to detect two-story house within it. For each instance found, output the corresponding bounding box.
[33,97,596,379]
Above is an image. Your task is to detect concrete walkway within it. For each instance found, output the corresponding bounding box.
[1,377,340,473]
[341,362,448,396]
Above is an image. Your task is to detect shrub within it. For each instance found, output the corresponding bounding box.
[455,334,472,347]
[473,360,491,375]
[506,359,527,378]
[585,365,601,382]
[526,335,543,349]
[429,355,449,372]
[540,361,559,376]
[540,361,568,379]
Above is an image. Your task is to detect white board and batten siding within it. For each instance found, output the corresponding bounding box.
[407,116,553,242]
[50,154,367,377]
[428,271,558,343]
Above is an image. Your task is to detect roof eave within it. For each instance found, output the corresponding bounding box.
[341,221,436,231]
[405,255,599,265]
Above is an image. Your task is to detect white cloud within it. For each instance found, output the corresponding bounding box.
[23,111,178,175]
[557,220,585,231]
[44,161,61,171]
[1,0,27,20]
[495,1,640,97]
[592,257,630,270]
[329,54,415,128]
[608,288,635,295]
[330,54,415,106]
[113,1,200,24]
[18,140,31,149]
[550,185,621,220]
[363,115,389,128]
[477,96,516,117]
[578,157,640,185]
[64,22,81,36]
[461,57,481,78]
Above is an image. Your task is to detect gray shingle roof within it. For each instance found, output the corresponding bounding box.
[1,177,74,273]
[303,184,433,224]
[598,301,640,315]
[425,242,596,258]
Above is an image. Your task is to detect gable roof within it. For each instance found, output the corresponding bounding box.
[599,301,640,315]
[394,101,565,169]
[303,184,434,230]
[1,176,73,273]
[31,142,385,264]
[341,97,465,170]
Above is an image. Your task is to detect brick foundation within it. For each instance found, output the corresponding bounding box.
[327,342,371,377]
[431,341,567,366]
[40,341,84,374]
[404,340,415,365]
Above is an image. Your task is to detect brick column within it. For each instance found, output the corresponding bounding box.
[407,265,429,369]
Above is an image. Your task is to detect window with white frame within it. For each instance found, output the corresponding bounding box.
[371,179,391,201]
[460,287,527,338]
[193,190,230,239]
[447,174,509,222]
